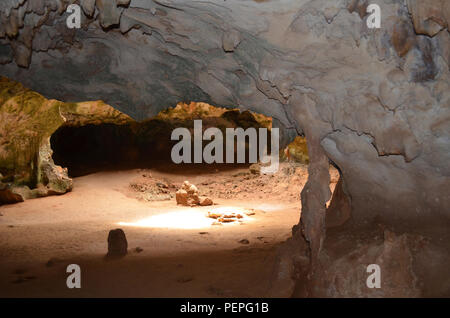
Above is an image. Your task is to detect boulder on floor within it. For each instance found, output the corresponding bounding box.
[107,229,128,258]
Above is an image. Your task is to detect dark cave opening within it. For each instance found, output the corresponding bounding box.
[49,104,288,178]
[51,123,141,177]
[50,121,181,178]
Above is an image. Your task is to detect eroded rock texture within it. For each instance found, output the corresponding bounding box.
[0,77,133,203]
[0,0,449,297]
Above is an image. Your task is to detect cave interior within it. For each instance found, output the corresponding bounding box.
[0,0,449,298]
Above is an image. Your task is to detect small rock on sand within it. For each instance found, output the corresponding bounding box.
[249,163,260,175]
[199,197,213,206]
[107,229,128,258]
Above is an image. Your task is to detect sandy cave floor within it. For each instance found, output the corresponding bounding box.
[0,163,338,297]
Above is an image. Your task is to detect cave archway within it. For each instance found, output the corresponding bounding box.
[49,102,296,178]
[51,123,141,177]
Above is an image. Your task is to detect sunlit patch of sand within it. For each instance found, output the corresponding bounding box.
[118,206,254,229]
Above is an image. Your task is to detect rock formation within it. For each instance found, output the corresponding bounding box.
[176,181,213,207]
[0,0,449,296]
[0,77,273,204]
[0,76,133,204]
[176,181,200,206]
[107,228,128,258]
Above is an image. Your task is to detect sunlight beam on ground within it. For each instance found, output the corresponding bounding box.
[118,206,253,229]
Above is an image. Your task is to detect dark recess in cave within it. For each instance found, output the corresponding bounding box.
[50,115,273,178]
[50,123,174,177]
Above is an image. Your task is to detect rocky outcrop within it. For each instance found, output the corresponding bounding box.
[0,77,133,204]
[307,230,422,297]
[0,0,449,296]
